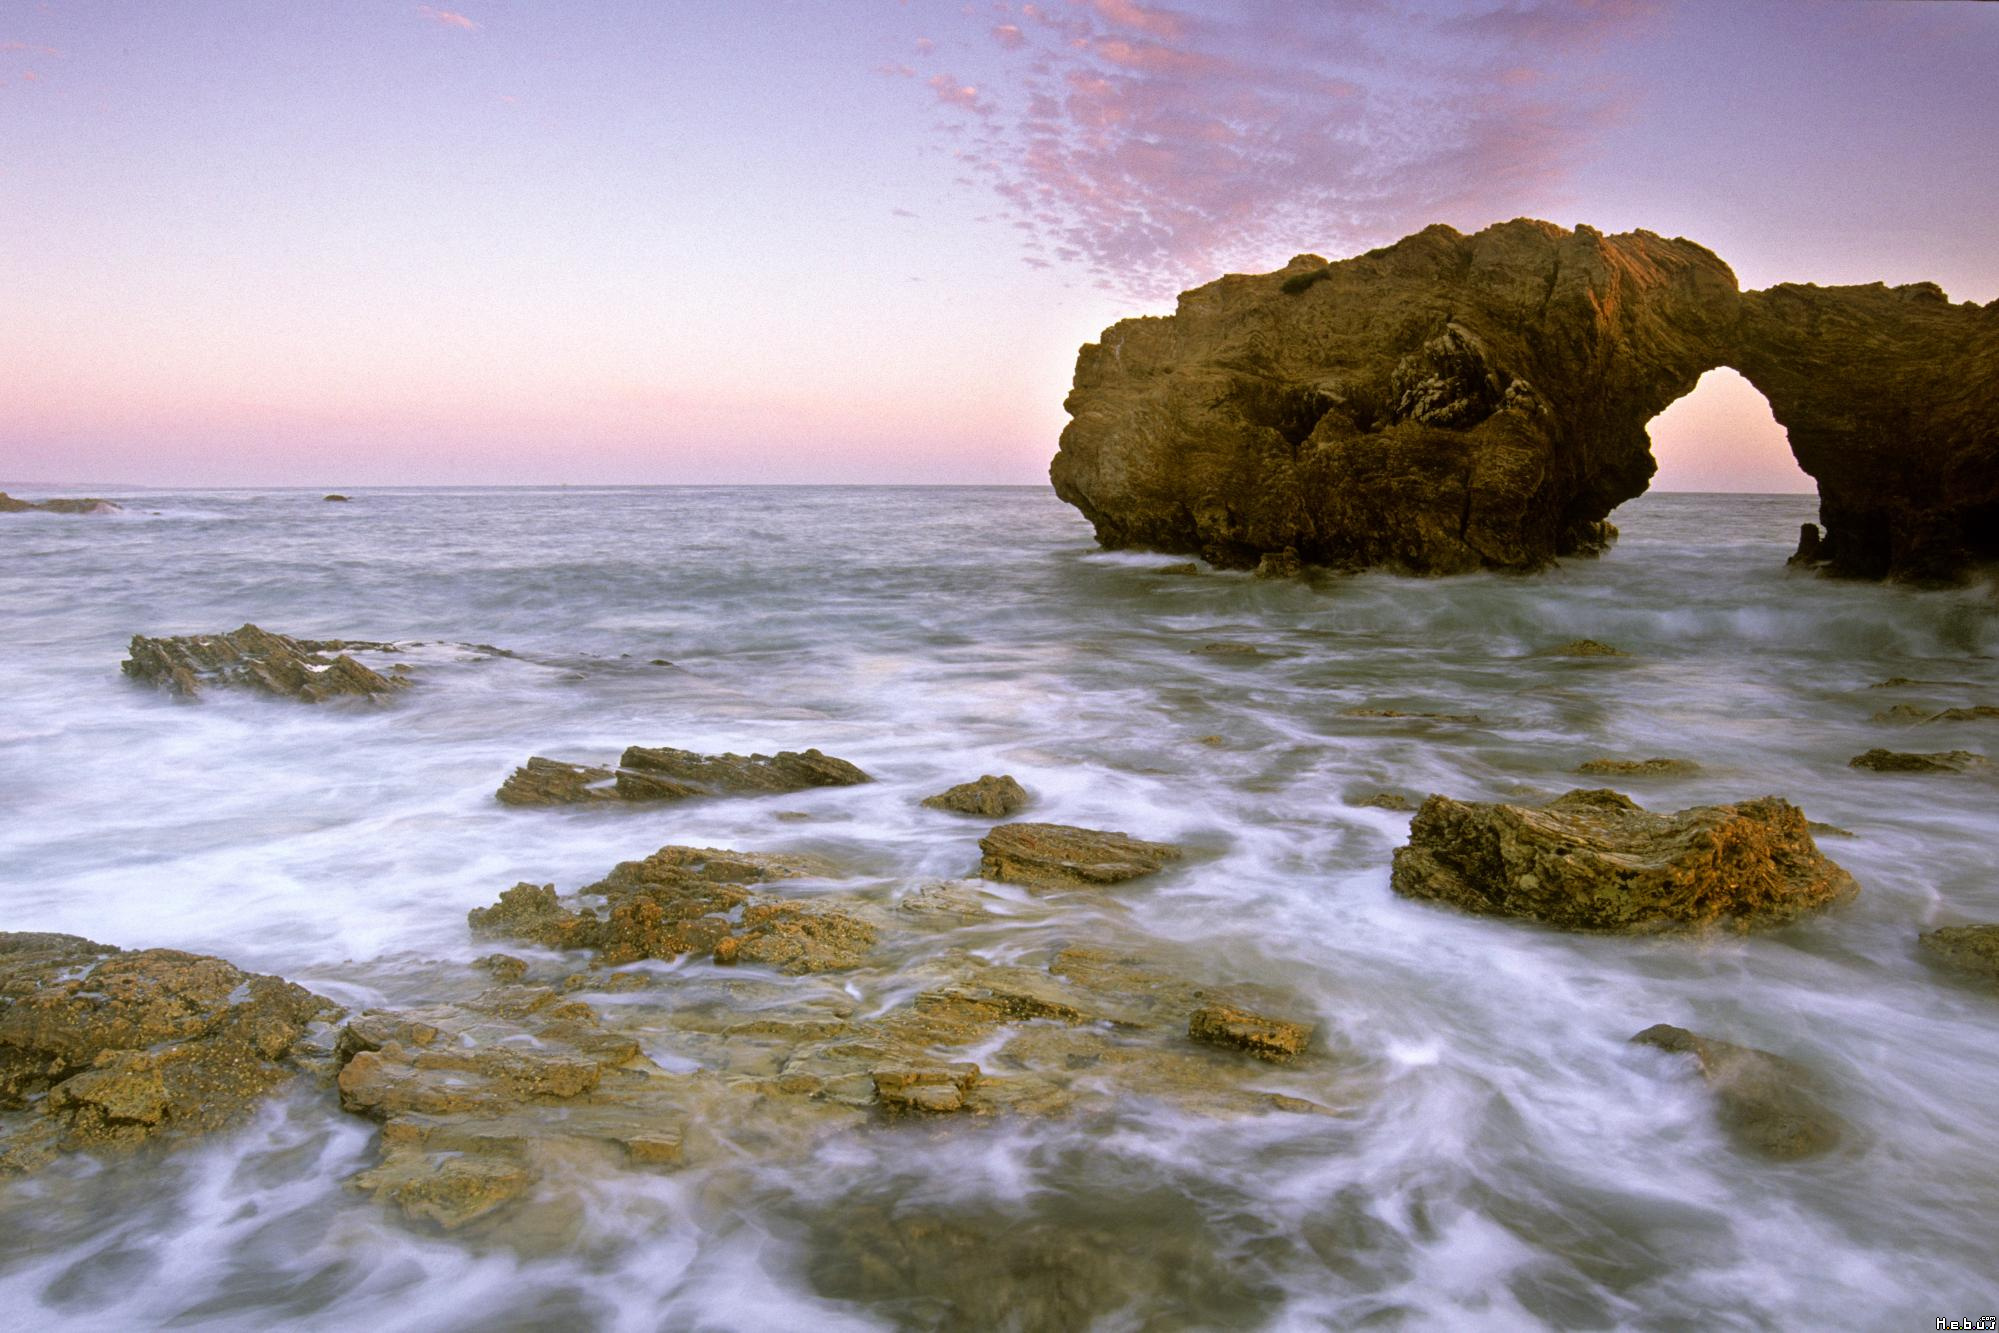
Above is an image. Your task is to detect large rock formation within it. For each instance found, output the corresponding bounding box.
[124,624,408,702]
[1053,219,1999,581]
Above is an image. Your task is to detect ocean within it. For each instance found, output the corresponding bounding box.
[2,486,1996,1329]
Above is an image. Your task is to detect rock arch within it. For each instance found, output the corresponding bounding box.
[1050,219,1999,581]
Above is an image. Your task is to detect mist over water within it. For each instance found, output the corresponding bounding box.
[2,487,1996,1329]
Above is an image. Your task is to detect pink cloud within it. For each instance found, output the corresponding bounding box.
[991,23,1026,49]
[417,6,479,32]
[887,0,1658,298]
[1,40,60,56]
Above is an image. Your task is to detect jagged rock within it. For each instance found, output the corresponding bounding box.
[1350,791,1419,811]
[0,933,335,1173]
[1188,1005,1313,1062]
[469,844,870,973]
[123,623,407,702]
[1053,218,1999,581]
[496,757,619,805]
[921,774,1030,817]
[1391,789,1855,932]
[1576,757,1701,777]
[0,491,120,514]
[1631,1024,1843,1159]
[1917,924,1999,983]
[1848,748,1987,773]
[978,823,1184,890]
[495,745,870,806]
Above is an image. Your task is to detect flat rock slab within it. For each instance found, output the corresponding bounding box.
[123,623,407,702]
[921,774,1029,817]
[1188,1005,1313,1062]
[978,822,1184,890]
[0,933,334,1174]
[0,491,120,514]
[1391,788,1855,932]
[1918,924,1999,983]
[496,745,870,806]
[1848,748,1987,773]
[1631,1024,1843,1160]
[1576,757,1701,777]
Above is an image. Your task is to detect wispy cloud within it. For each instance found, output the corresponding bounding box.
[1,40,61,57]
[418,6,479,32]
[890,0,1658,298]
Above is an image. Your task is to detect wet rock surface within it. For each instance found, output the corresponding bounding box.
[921,774,1029,816]
[1848,748,1988,773]
[1576,757,1701,777]
[469,844,873,973]
[0,933,335,1174]
[1053,217,1999,581]
[1631,1024,1844,1159]
[1548,639,1630,658]
[1188,1004,1314,1062]
[978,822,1184,890]
[123,623,408,702]
[1917,925,1999,983]
[1391,789,1856,932]
[0,491,121,514]
[495,745,871,806]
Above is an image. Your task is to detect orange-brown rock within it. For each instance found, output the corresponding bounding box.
[1391,789,1855,932]
[978,822,1183,890]
[921,774,1030,816]
[1054,218,1999,581]
[0,933,335,1173]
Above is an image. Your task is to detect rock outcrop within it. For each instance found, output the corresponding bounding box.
[123,624,408,702]
[0,933,335,1173]
[978,823,1184,890]
[1053,219,1999,581]
[0,491,121,514]
[1390,789,1855,932]
[1848,748,1988,773]
[469,844,874,973]
[1917,924,1999,983]
[1631,1024,1843,1159]
[922,774,1030,816]
[495,745,870,806]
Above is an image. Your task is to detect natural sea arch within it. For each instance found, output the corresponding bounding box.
[1643,368,1812,497]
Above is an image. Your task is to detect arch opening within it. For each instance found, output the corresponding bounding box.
[1642,368,1812,496]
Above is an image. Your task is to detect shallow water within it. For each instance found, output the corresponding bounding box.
[2,486,1997,1329]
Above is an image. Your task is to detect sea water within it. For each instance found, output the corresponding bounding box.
[0,487,1995,1329]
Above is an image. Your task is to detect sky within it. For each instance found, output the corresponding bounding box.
[2,0,1994,491]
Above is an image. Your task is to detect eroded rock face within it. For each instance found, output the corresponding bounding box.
[0,933,335,1173]
[1390,789,1855,932]
[921,774,1030,817]
[495,745,871,806]
[469,844,873,973]
[123,624,407,702]
[0,492,121,514]
[978,823,1184,890]
[1054,218,1999,581]
[1631,1024,1843,1159]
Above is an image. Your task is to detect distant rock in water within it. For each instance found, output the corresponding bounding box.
[1546,639,1630,658]
[922,774,1030,817]
[1576,757,1701,777]
[496,745,871,806]
[978,823,1183,890]
[1631,1024,1844,1159]
[1052,218,1999,581]
[123,623,409,702]
[1391,788,1855,932]
[0,491,121,514]
[1917,925,1999,983]
[323,493,351,502]
[1848,748,1988,773]
[0,932,335,1174]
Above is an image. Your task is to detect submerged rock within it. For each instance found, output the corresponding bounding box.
[495,745,871,806]
[469,844,871,973]
[1576,757,1701,777]
[1547,639,1630,658]
[0,933,334,1174]
[921,774,1030,817]
[1631,1024,1843,1159]
[0,491,121,514]
[1848,748,1988,773]
[1391,789,1855,932]
[1917,925,1999,984]
[978,823,1184,890]
[1053,217,1999,581]
[123,623,408,702]
[1350,790,1419,812]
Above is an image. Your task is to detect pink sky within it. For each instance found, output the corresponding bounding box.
[1,1,1992,489]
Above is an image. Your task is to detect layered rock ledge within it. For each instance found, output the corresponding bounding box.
[496,746,870,806]
[124,624,408,702]
[1053,218,1999,581]
[1390,789,1855,932]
